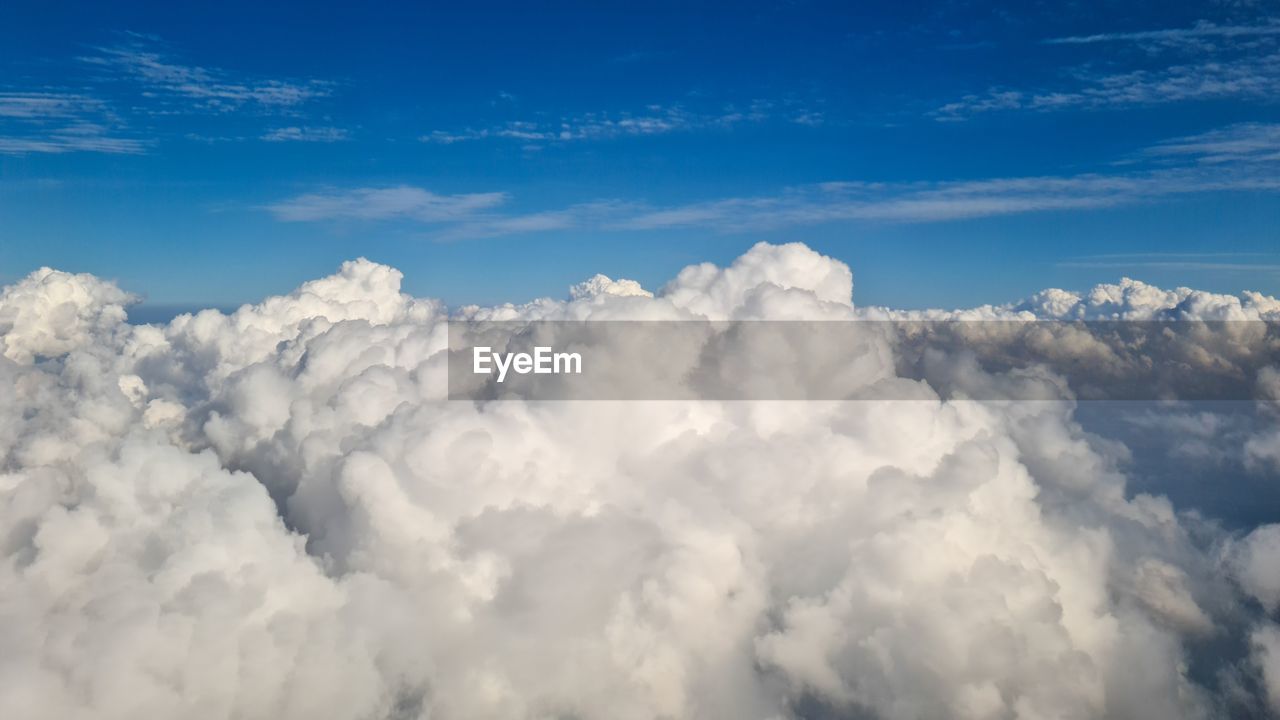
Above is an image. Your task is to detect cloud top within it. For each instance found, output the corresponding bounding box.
[2,243,1279,719]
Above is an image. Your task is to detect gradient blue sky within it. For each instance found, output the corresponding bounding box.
[2,1,1279,312]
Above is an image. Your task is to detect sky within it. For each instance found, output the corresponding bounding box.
[5,5,1280,716]
[2,0,1279,312]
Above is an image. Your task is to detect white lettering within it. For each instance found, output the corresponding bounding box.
[493,349,514,383]
[472,346,582,382]
[554,350,581,374]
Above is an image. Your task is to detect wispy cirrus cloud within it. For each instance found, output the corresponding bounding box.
[937,21,1280,120]
[431,200,639,241]
[268,123,1280,241]
[1070,252,1277,260]
[0,92,145,155]
[260,126,349,142]
[421,100,805,145]
[1058,255,1280,272]
[611,176,1147,232]
[0,124,147,155]
[1057,251,1280,275]
[82,39,332,114]
[1145,122,1280,164]
[0,35,341,154]
[602,165,1280,233]
[937,52,1280,118]
[265,185,509,222]
[1046,20,1280,46]
[0,92,106,119]
[1059,262,1280,272]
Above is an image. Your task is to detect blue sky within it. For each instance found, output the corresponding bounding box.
[2,0,1279,311]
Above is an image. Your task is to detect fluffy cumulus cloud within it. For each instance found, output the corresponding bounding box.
[1,242,1278,719]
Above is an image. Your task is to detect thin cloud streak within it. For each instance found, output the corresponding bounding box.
[82,41,332,113]
[266,152,1280,241]
[269,117,1280,239]
[939,18,1280,120]
[936,52,1280,119]
[1146,123,1280,164]
[0,36,340,154]
[0,92,109,119]
[432,201,640,242]
[1071,252,1278,260]
[1046,21,1280,46]
[421,101,785,145]
[0,92,144,155]
[600,166,1280,235]
[0,128,147,155]
[265,186,510,223]
[261,126,349,143]
[1058,261,1280,272]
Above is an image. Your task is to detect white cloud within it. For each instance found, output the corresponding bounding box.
[288,125,1280,239]
[0,266,136,362]
[0,92,108,120]
[937,51,1280,118]
[1,37,339,153]
[1058,249,1280,273]
[481,167,1277,237]
[1232,525,1280,612]
[1251,623,1280,715]
[84,42,332,113]
[432,200,637,241]
[569,274,654,300]
[261,174,1152,238]
[1,243,1277,718]
[260,126,350,142]
[1046,20,1280,46]
[939,19,1280,120]
[613,175,1155,230]
[0,126,147,155]
[265,185,510,222]
[0,93,145,155]
[421,102,773,145]
[1146,122,1280,164]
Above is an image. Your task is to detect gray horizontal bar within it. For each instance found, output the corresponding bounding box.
[447,320,1280,401]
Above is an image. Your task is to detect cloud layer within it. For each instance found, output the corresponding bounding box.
[0,35,337,155]
[938,20,1280,120]
[1,243,1279,719]
[267,121,1280,239]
